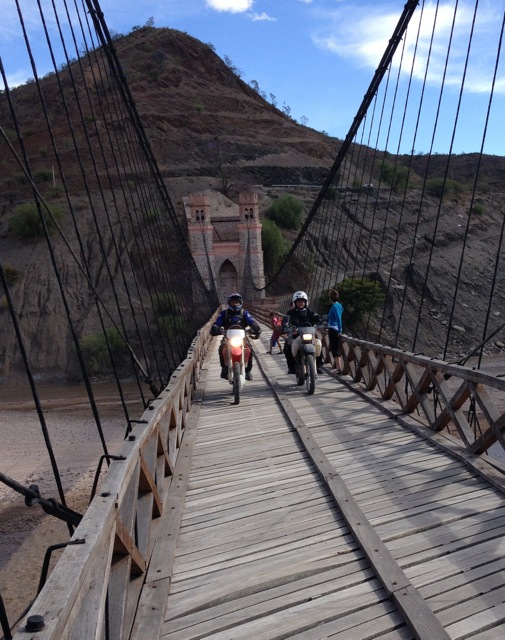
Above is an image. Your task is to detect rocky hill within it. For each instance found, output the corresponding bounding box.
[0,26,504,381]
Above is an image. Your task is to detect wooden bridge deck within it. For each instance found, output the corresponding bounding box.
[137,335,505,640]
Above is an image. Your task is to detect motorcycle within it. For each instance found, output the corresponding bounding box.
[290,322,319,395]
[221,324,253,405]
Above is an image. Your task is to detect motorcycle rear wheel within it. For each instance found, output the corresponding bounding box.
[306,354,316,395]
[233,361,241,404]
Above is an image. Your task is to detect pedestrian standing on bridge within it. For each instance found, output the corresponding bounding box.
[268,312,283,354]
[328,289,343,374]
[282,291,323,375]
[210,292,261,381]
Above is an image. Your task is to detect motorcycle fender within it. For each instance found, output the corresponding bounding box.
[230,345,242,358]
[303,345,316,354]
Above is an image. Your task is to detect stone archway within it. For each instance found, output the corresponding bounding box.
[218,260,238,304]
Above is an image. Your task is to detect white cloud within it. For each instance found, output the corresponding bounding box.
[312,1,504,94]
[205,0,254,13]
[249,12,276,22]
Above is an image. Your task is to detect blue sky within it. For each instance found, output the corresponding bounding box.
[1,0,504,155]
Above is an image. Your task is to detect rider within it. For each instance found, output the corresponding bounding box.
[282,291,323,375]
[210,292,261,381]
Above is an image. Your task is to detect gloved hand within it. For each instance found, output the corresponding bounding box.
[250,323,261,339]
[210,324,225,337]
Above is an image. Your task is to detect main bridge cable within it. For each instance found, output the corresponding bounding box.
[264,0,420,291]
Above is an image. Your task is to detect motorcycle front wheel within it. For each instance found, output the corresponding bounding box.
[233,361,241,404]
[306,354,316,395]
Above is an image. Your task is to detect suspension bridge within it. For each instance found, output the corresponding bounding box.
[1,0,505,638]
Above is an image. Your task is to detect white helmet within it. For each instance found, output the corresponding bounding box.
[292,291,308,306]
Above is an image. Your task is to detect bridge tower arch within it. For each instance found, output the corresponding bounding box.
[185,192,265,305]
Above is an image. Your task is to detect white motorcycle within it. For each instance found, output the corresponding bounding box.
[290,322,319,395]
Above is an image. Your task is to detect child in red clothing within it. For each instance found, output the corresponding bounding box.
[268,312,283,354]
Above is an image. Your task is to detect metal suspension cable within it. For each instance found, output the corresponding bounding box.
[443,6,505,362]
[411,0,476,352]
[0,56,111,462]
[392,0,448,349]
[84,0,215,308]
[264,0,420,291]
[0,120,157,391]
[0,264,73,536]
[55,2,172,384]
[38,0,156,405]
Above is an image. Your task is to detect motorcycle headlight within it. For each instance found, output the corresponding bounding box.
[229,336,242,348]
[302,333,313,342]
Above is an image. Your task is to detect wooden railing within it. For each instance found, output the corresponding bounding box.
[12,313,218,640]
[328,334,505,475]
[252,305,505,474]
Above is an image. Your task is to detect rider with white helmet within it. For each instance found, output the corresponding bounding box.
[282,291,323,374]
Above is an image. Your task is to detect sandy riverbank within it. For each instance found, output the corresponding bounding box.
[0,383,144,630]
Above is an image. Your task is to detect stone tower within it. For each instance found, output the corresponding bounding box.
[238,193,266,301]
[185,192,265,305]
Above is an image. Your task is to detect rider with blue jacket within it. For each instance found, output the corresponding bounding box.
[210,292,261,380]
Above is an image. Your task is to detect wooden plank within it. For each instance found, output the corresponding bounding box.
[129,365,208,640]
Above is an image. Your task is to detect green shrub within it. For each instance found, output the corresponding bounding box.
[471,203,484,216]
[159,315,185,339]
[380,161,408,192]
[8,202,65,237]
[2,263,23,286]
[425,178,465,199]
[267,195,304,230]
[34,168,54,183]
[44,184,64,199]
[80,327,125,375]
[261,218,289,277]
[144,208,161,223]
[337,277,385,330]
[153,292,178,315]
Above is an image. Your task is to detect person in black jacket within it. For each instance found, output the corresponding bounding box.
[210,292,261,380]
[282,291,323,375]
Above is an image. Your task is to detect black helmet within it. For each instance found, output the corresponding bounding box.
[227,292,243,312]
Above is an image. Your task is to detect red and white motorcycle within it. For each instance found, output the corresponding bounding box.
[221,324,254,405]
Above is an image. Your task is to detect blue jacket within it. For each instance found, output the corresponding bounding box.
[211,309,261,336]
[328,301,343,332]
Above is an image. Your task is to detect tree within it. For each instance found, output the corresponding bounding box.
[261,219,288,278]
[281,102,292,117]
[267,195,304,230]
